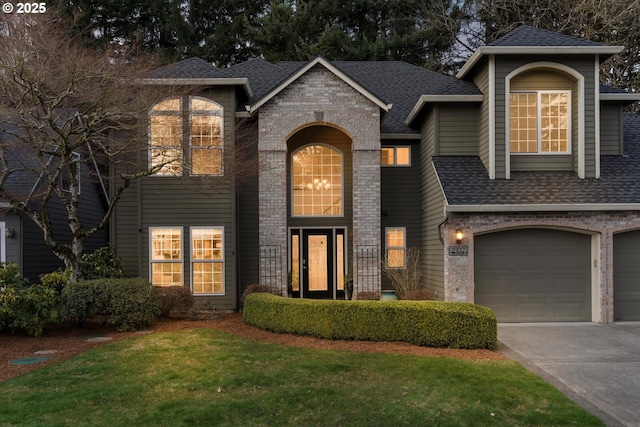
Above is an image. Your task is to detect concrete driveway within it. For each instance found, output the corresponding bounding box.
[498,323,640,427]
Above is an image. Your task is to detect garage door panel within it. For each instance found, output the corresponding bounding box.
[475,229,591,322]
[614,231,640,321]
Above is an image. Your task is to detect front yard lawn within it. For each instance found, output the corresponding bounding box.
[0,328,603,426]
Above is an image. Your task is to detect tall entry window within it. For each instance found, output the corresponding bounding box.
[292,144,343,216]
[510,91,570,154]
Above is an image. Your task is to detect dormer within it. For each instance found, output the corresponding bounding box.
[456,25,630,179]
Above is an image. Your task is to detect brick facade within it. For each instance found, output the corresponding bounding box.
[257,65,381,296]
[442,211,640,323]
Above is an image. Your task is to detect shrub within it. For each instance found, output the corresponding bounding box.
[154,286,194,317]
[243,293,497,350]
[59,278,161,331]
[240,284,281,307]
[0,262,28,287]
[381,247,422,300]
[403,288,436,301]
[81,246,124,280]
[105,278,161,331]
[0,264,57,337]
[40,270,71,294]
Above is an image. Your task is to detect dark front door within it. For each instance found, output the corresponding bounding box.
[290,228,345,299]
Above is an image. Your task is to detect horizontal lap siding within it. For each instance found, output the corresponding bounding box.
[496,55,598,176]
[381,141,421,290]
[438,104,479,155]
[473,62,491,173]
[114,87,238,310]
[419,111,444,298]
[600,103,623,155]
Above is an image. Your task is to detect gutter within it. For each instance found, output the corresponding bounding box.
[446,203,640,213]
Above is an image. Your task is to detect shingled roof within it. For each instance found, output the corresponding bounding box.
[224,58,481,134]
[489,25,605,47]
[433,114,640,209]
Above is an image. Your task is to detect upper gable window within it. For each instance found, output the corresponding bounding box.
[381,146,410,166]
[292,144,343,216]
[149,96,223,176]
[510,91,570,154]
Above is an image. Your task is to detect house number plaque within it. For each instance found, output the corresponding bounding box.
[449,246,468,257]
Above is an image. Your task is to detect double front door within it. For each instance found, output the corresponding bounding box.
[290,228,345,299]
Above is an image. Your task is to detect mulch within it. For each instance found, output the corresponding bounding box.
[1,313,506,383]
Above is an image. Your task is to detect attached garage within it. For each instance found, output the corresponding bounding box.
[613,230,640,321]
[474,229,592,322]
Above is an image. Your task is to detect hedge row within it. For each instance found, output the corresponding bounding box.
[243,293,497,350]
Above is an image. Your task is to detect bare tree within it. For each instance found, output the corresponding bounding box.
[0,13,172,282]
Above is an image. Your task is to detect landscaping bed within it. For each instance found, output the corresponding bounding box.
[1,313,505,383]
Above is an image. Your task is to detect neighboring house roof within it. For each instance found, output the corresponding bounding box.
[433,114,640,211]
[457,25,623,79]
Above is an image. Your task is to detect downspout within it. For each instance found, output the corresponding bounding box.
[437,213,449,245]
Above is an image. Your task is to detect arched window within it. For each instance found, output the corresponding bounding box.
[148,96,223,176]
[291,144,343,216]
[190,97,223,175]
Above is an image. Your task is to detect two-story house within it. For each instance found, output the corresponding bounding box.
[112,25,640,323]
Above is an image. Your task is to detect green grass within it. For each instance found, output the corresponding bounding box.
[0,328,603,426]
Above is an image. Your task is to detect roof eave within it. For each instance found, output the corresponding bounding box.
[600,93,640,103]
[446,203,640,213]
[405,94,484,126]
[140,77,253,98]
[456,46,624,79]
[247,57,392,113]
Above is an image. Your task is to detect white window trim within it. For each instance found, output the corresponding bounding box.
[190,226,225,296]
[381,146,411,166]
[385,227,406,269]
[148,97,183,176]
[291,143,345,218]
[504,62,585,179]
[509,90,572,155]
[188,96,224,177]
[149,227,184,286]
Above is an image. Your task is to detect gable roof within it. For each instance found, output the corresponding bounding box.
[457,25,623,79]
[239,56,393,114]
[433,114,640,211]
[225,57,482,134]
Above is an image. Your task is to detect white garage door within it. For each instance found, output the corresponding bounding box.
[475,229,591,322]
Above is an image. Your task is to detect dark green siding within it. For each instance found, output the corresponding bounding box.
[600,103,623,156]
[113,87,239,310]
[495,55,598,176]
[438,104,479,156]
[380,141,421,290]
[419,110,445,297]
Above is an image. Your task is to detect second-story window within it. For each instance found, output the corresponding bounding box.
[510,91,570,154]
[149,96,223,176]
[381,146,410,166]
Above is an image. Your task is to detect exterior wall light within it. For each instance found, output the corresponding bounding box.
[455,229,463,245]
[5,228,15,238]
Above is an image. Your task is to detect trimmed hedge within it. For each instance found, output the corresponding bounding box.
[243,293,497,350]
[59,278,161,331]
